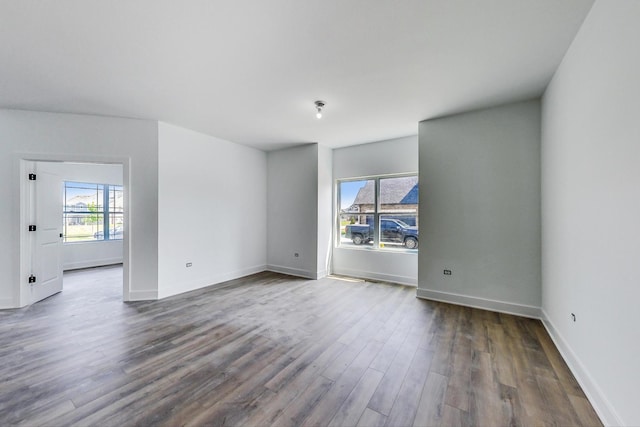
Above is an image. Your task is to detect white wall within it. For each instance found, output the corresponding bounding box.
[157,122,267,298]
[43,161,123,186]
[267,144,319,278]
[541,2,640,425]
[332,136,418,285]
[417,101,541,316]
[63,240,122,271]
[0,109,159,308]
[35,161,124,271]
[333,135,418,181]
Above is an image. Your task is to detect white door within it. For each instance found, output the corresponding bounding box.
[31,168,63,303]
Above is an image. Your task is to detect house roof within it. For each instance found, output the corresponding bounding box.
[65,193,124,210]
[353,176,418,205]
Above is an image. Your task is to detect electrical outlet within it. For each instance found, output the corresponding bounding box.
[186,262,192,268]
[444,269,452,275]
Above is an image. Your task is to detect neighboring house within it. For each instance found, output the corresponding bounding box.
[64,195,96,225]
[65,195,93,211]
[64,192,124,226]
[347,176,419,225]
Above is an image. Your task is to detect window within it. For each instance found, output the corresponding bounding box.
[63,181,123,242]
[338,174,418,251]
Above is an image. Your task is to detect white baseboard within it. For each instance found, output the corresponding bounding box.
[0,297,16,309]
[416,287,541,318]
[540,309,622,426]
[159,264,267,299]
[331,267,417,287]
[127,289,158,301]
[266,264,317,280]
[315,269,328,280]
[64,258,123,271]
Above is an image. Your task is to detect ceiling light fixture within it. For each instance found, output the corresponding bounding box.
[315,100,325,119]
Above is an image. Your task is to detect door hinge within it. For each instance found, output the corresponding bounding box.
[29,225,37,232]
[28,173,36,181]
[28,275,36,284]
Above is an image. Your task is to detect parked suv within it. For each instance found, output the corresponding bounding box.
[344,218,418,249]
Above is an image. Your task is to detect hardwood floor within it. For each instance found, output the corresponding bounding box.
[0,266,601,426]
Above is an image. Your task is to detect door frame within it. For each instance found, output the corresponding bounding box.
[17,152,130,307]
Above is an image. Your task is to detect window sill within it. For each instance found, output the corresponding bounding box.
[335,244,418,254]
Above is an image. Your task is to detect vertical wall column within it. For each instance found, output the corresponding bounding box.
[267,143,331,280]
[417,100,541,317]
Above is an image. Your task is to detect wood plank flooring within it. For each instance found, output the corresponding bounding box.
[0,266,602,426]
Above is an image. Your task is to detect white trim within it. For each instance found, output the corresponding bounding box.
[128,289,158,301]
[315,269,328,280]
[159,264,267,299]
[18,159,34,308]
[540,309,621,426]
[64,258,123,271]
[266,264,317,280]
[332,267,417,286]
[416,287,541,319]
[0,298,15,309]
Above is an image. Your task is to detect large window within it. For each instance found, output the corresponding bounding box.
[63,181,123,242]
[338,174,418,251]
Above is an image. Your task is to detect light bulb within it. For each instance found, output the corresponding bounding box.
[314,100,325,119]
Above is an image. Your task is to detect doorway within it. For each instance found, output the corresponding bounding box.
[21,160,125,305]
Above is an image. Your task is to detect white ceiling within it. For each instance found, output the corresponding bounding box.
[0,0,594,151]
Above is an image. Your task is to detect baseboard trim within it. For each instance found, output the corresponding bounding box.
[331,268,417,286]
[127,289,158,301]
[416,288,541,319]
[540,309,622,426]
[266,264,317,280]
[0,297,15,309]
[315,269,328,280]
[64,258,123,271]
[159,265,268,299]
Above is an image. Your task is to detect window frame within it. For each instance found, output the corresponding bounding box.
[63,181,123,243]
[336,172,418,253]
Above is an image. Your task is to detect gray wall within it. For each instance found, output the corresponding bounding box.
[541,2,640,425]
[267,144,319,278]
[417,100,541,316]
